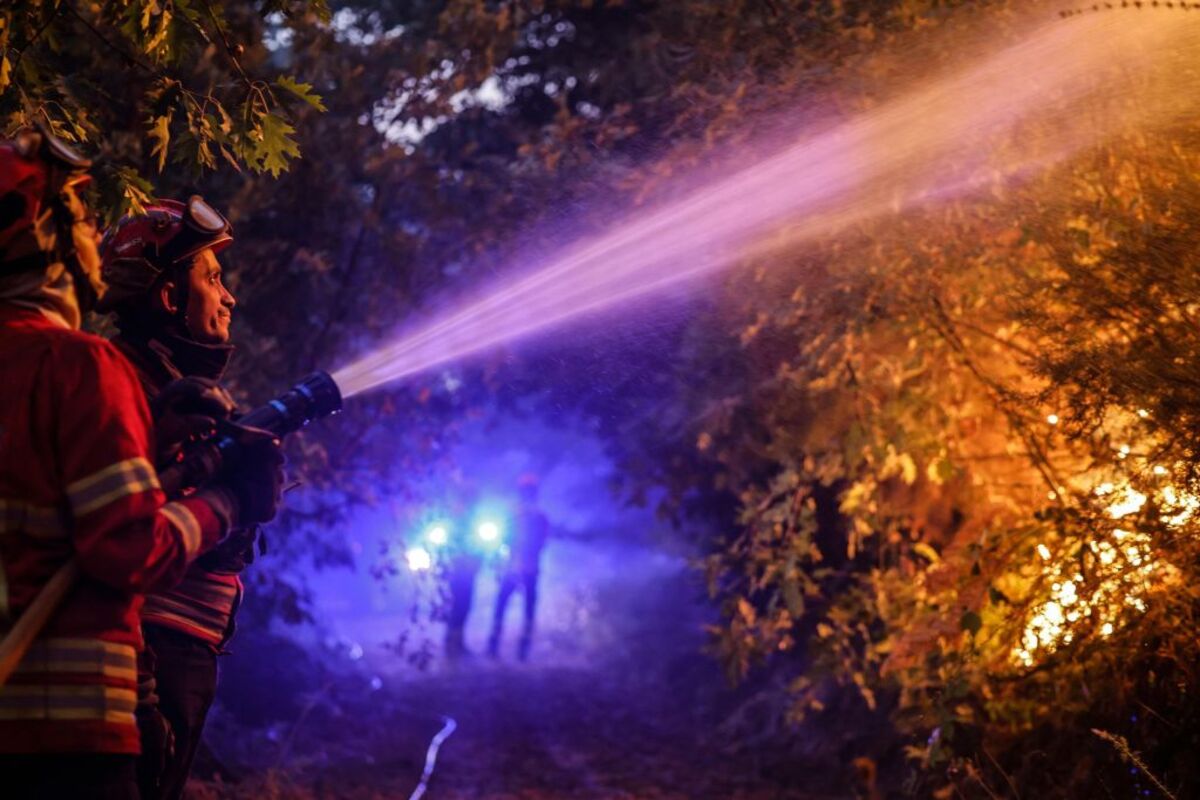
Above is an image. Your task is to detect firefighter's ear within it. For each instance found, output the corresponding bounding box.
[157,279,180,314]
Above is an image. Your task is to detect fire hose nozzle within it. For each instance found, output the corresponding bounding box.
[159,371,343,498]
[237,370,343,437]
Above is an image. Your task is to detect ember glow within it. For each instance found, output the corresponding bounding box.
[333,9,1200,398]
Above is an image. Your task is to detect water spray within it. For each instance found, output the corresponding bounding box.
[331,8,1200,400]
[159,371,343,497]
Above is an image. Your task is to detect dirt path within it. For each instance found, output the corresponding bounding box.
[379,661,799,799]
[192,556,827,799]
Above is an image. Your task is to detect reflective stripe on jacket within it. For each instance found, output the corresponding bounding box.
[0,305,226,753]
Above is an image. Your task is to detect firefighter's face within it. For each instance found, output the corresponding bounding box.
[184,248,236,343]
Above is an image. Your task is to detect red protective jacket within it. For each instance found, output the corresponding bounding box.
[114,333,246,650]
[0,305,228,753]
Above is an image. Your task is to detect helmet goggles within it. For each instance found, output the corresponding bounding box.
[13,123,93,175]
[151,195,233,266]
[1,122,97,271]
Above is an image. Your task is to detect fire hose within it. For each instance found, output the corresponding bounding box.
[409,714,458,800]
[0,371,343,686]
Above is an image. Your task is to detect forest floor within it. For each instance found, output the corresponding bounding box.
[187,548,842,799]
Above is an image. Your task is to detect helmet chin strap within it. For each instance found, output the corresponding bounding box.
[161,261,193,332]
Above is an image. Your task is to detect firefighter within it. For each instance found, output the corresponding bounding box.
[444,546,482,659]
[96,196,262,799]
[487,474,551,661]
[442,490,484,660]
[0,127,283,799]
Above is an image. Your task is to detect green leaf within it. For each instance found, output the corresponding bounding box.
[249,111,301,177]
[129,1,174,59]
[139,1,157,33]
[276,76,327,112]
[960,610,982,637]
[146,112,172,173]
[95,164,155,224]
[215,102,234,136]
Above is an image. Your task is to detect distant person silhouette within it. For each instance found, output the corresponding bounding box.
[444,547,481,659]
[488,474,551,660]
[442,489,482,660]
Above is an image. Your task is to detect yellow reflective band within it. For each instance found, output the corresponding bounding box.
[144,593,232,631]
[159,502,202,558]
[0,500,69,539]
[14,638,137,682]
[68,458,160,517]
[0,684,137,724]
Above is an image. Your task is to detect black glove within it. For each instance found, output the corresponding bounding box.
[217,423,285,526]
[197,525,258,571]
[151,377,237,470]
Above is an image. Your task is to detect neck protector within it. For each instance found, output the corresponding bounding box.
[117,321,234,385]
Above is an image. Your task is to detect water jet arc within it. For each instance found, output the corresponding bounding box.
[333,10,1200,399]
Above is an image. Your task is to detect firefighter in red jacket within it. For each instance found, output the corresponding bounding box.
[0,126,283,799]
[97,196,261,799]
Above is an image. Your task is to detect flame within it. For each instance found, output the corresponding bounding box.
[1013,424,1191,667]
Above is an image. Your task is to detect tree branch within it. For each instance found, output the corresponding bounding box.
[198,0,252,85]
[64,4,157,76]
[10,1,63,73]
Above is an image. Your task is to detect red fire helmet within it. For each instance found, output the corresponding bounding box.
[97,195,232,312]
[0,125,93,273]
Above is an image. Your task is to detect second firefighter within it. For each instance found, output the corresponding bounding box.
[97,196,266,800]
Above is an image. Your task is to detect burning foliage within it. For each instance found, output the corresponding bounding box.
[688,93,1200,800]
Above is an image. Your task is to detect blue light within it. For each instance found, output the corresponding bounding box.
[406,546,433,572]
[426,524,449,546]
[476,520,502,544]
